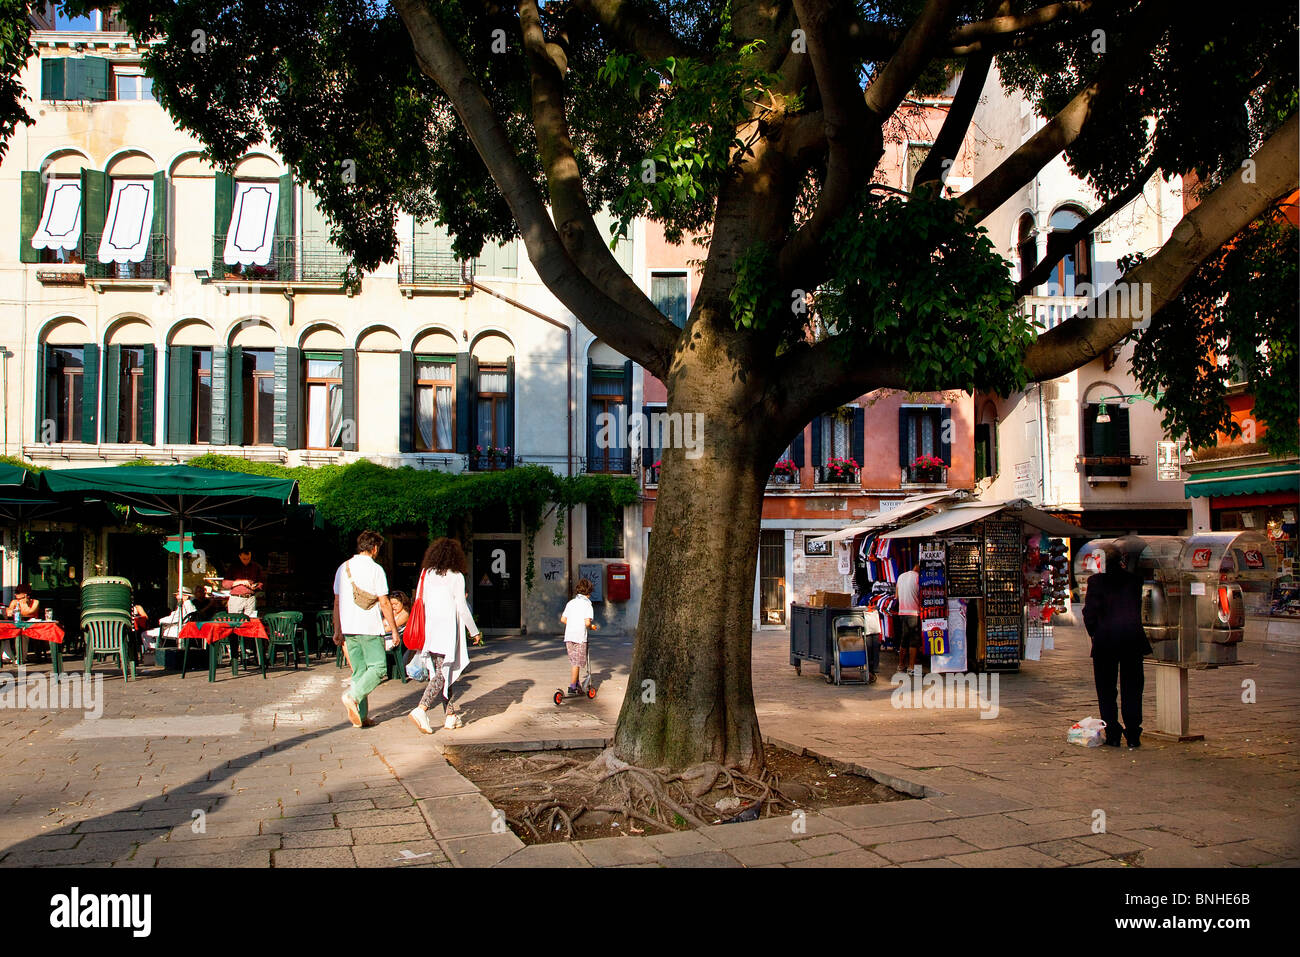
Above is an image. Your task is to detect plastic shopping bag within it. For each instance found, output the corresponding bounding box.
[1066,717,1107,747]
[406,652,430,682]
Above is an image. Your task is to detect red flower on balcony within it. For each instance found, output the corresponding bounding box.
[771,459,799,478]
[912,454,944,470]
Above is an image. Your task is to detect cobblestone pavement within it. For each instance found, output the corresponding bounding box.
[0,616,1295,868]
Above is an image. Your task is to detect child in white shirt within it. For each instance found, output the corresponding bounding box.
[559,579,598,693]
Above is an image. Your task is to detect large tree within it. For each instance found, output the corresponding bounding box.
[15,1,1297,771]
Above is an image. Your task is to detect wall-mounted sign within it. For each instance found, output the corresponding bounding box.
[540,557,564,583]
[804,538,832,556]
[1156,440,1182,481]
[1243,548,1265,569]
[919,542,948,655]
[1191,548,1211,569]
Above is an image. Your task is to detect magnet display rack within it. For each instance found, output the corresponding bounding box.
[983,518,1023,671]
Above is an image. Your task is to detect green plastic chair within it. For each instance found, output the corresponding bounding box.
[313,610,337,663]
[82,618,134,682]
[387,637,409,683]
[80,576,133,625]
[262,612,309,674]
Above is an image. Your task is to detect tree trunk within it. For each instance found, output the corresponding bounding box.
[612,337,781,774]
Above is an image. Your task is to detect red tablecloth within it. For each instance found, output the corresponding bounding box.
[178,620,269,645]
[0,621,65,644]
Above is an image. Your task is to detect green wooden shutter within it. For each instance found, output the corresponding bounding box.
[80,168,107,263]
[210,348,228,445]
[34,344,48,441]
[228,346,244,445]
[586,358,596,468]
[167,346,193,444]
[476,239,517,278]
[790,426,804,467]
[277,172,295,280]
[851,407,865,466]
[41,58,65,100]
[273,347,302,448]
[455,353,472,453]
[812,415,824,468]
[621,360,633,472]
[102,344,121,444]
[140,346,156,445]
[72,56,111,101]
[505,356,516,455]
[151,171,167,278]
[19,171,41,264]
[213,172,234,274]
[81,344,99,444]
[938,406,952,467]
[341,349,357,451]
[898,408,911,468]
[398,351,413,453]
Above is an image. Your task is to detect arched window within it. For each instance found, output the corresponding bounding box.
[1046,206,1093,296]
[1016,214,1036,283]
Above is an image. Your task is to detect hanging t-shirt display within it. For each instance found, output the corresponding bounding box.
[919,541,948,655]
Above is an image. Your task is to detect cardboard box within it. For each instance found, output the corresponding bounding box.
[810,591,853,608]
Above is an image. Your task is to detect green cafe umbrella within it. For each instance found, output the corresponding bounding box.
[41,465,299,618]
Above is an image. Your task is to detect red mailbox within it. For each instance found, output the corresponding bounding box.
[606,563,631,602]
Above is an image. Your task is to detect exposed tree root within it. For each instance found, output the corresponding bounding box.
[479,747,805,842]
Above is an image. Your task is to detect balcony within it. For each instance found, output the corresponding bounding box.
[814,464,860,485]
[1078,453,1147,482]
[586,451,632,475]
[644,464,660,487]
[468,448,514,472]
[398,250,473,293]
[211,236,352,287]
[84,233,169,289]
[1021,295,1089,333]
[903,464,948,486]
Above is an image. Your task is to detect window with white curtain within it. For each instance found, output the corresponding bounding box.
[306,355,344,449]
[819,413,853,463]
[476,366,510,452]
[415,356,455,452]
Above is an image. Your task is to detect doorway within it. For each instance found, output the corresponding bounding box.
[759,529,787,625]
[472,539,521,632]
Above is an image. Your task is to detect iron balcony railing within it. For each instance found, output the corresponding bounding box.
[82,233,169,280]
[814,465,860,485]
[399,250,473,286]
[903,465,948,485]
[212,236,351,284]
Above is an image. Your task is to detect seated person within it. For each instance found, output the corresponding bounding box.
[190,584,220,621]
[1,584,40,663]
[142,588,197,653]
[388,591,410,653]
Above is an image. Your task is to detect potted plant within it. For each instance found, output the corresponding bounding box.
[824,455,859,483]
[911,453,945,483]
[770,459,799,484]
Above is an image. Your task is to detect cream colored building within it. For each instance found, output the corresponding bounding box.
[970,67,1191,541]
[1,25,653,634]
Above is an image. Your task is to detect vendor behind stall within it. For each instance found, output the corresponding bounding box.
[222,549,265,617]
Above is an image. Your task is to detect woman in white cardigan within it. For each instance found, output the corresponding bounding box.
[409,537,482,733]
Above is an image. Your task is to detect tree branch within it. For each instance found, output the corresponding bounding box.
[570,0,698,62]
[1014,156,1159,297]
[1023,113,1298,380]
[911,0,1009,194]
[958,0,1171,220]
[851,0,1102,60]
[393,0,677,377]
[516,0,678,340]
[863,0,963,121]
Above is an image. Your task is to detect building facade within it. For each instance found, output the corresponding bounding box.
[969,66,1191,542]
[1,23,656,635]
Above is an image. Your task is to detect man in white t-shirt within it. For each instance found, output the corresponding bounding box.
[559,578,598,694]
[334,530,399,728]
[895,560,922,673]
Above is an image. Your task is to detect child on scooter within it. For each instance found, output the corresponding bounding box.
[560,578,598,694]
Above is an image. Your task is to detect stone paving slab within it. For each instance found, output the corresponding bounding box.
[0,621,1296,868]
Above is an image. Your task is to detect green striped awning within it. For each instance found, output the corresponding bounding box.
[1184,463,1299,499]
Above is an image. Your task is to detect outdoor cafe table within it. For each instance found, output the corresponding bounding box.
[178,618,270,676]
[0,620,65,675]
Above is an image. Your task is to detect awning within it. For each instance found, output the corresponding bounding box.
[879,504,1006,539]
[41,465,299,511]
[1007,507,1095,538]
[97,179,154,263]
[808,490,961,543]
[1184,463,1298,499]
[223,180,280,266]
[31,179,82,251]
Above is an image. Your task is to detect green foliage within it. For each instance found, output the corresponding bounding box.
[798,193,1032,394]
[186,455,638,590]
[997,1,1297,202]
[0,0,31,163]
[0,454,44,472]
[1130,210,1299,455]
